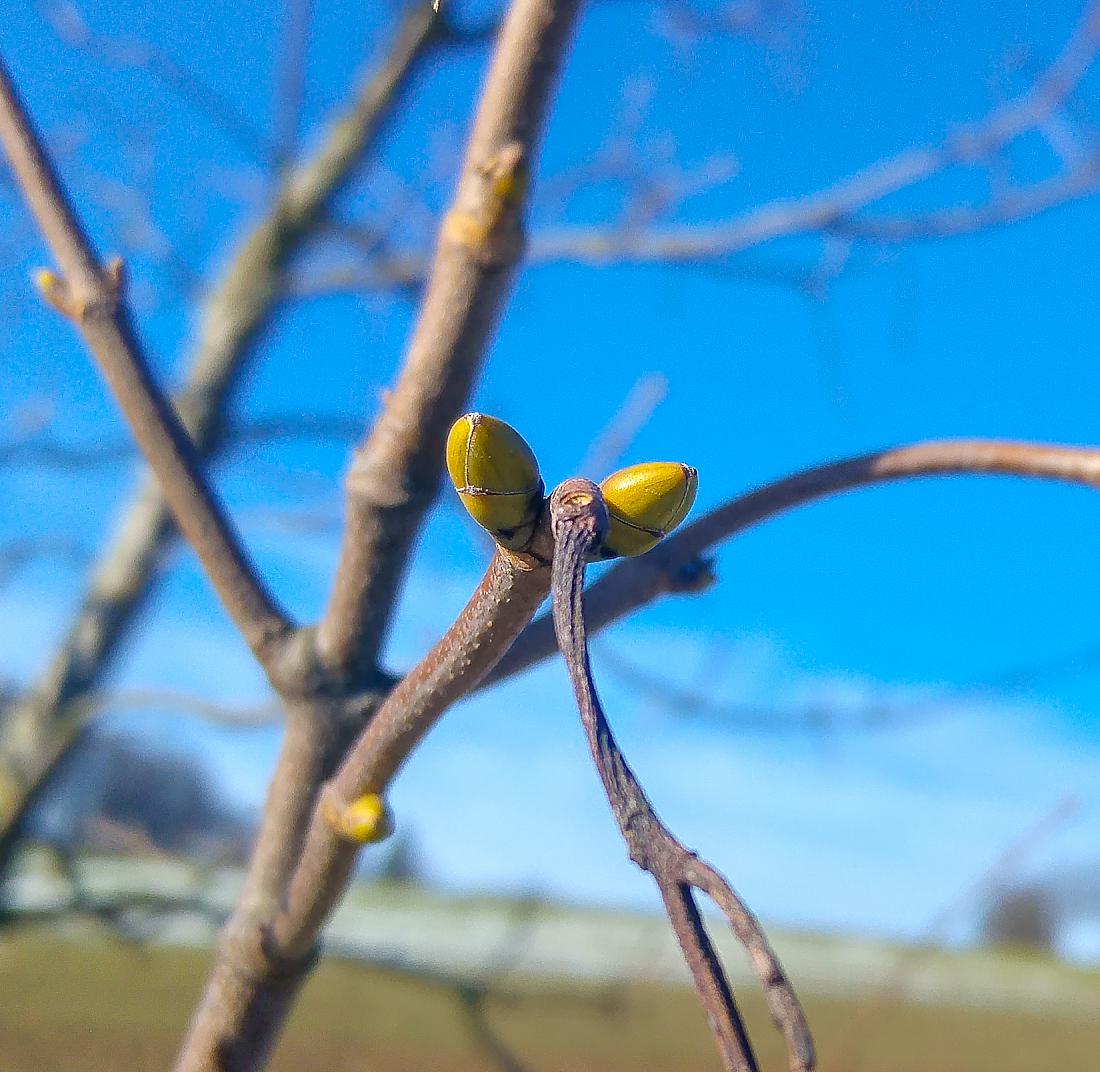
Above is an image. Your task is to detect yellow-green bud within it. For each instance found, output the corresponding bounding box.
[323,792,394,845]
[446,413,544,550]
[599,462,698,557]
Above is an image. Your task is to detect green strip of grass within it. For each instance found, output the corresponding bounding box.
[0,930,1096,1071]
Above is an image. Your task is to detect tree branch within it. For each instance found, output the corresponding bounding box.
[293,0,1100,293]
[492,439,1100,684]
[0,52,293,664]
[173,5,586,1064]
[275,539,553,959]
[173,539,552,1072]
[271,0,314,167]
[547,478,813,1072]
[0,1,442,873]
[46,1,274,165]
[0,412,365,470]
[316,0,585,676]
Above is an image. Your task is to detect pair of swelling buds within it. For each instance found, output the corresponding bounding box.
[321,418,695,851]
[446,412,698,557]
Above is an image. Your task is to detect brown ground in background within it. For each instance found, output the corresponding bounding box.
[0,931,1097,1071]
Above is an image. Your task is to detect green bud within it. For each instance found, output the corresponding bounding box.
[446,413,544,550]
[599,462,698,557]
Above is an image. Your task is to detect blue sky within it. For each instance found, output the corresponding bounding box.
[2,1,1100,956]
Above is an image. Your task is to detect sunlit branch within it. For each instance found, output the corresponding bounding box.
[316,0,584,675]
[274,540,552,959]
[492,439,1100,684]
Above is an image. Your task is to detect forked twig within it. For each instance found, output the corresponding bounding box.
[547,479,814,1072]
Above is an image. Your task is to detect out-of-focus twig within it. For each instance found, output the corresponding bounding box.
[0,411,365,470]
[578,373,669,479]
[272,0,314,167]
[46,1,275,165]
[0,535,89,587]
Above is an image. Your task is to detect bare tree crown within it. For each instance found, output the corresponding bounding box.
[2,3,1099,1071]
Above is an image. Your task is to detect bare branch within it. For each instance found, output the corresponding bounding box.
[277,116,1100,299]
[0,412,365,470]
[547,478,813,1072]
[0,886,226,940]
[317,0,585,676]
[822,153,1100,243]
[172,6,589,1058]
[47,2,275,166]
[173,540,551,1072]
[46,1,274,165]
[0,53,293,663]
[0,535,88,587]
[0,1,441,873]
[492,439,1100,684]
[83,687,284,727]
[275,540,553,959]
[526,1,1100,264]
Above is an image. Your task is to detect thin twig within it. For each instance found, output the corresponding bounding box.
[532,0,1100,265]
[81,687,285,727]
[0,535,89,587]
[272,0,314,167]
[46,1,274,165]
[0,412,365,470]
[547,478,814,1072]
[0,52,293,665]
[275,13,1100,306]
[493,438,1100,684]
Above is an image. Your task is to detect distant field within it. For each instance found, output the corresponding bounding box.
[0,929,1097,1072]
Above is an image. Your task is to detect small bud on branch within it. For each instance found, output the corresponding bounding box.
[321,790,394,845]
[447,412,545,550]
[599,461,698,557]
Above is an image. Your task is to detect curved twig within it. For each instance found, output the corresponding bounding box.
[493,438,1100,685]
[547,479,814,1072]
